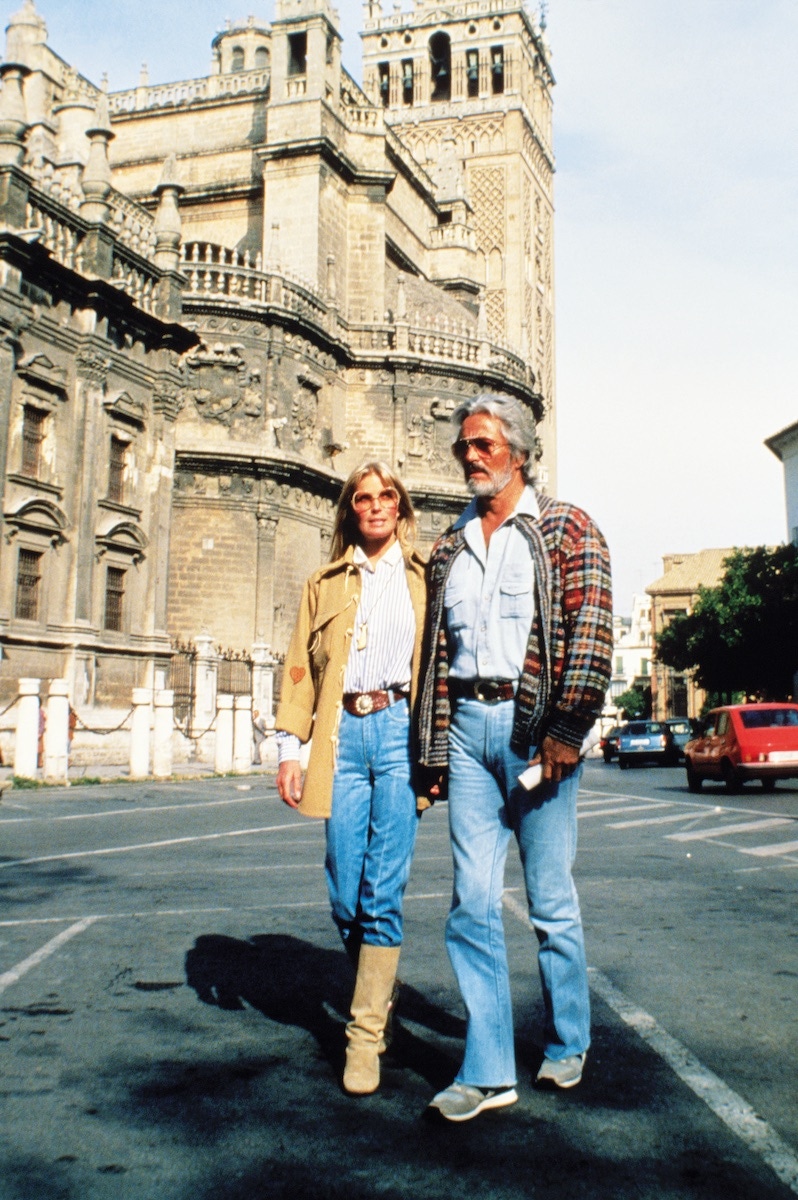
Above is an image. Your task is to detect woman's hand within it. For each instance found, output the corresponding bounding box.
[276,760,303,808]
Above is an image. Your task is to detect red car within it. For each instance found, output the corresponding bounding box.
[684,703,798,793]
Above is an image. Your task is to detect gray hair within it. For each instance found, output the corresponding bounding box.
[451,392,538,484]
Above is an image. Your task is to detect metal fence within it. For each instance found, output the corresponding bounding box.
[169,642,196,731]
[217,649,252,697]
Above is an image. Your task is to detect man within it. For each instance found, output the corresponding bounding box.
[419,393,613,1122]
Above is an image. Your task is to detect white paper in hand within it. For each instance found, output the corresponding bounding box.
[517,762,543,791]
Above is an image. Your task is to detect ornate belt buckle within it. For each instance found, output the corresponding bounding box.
[354,693,374,715]
[475,682,489,702]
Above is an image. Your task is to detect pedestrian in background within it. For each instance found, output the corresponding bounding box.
[419,393,613,1121]
[275,462,428,1096]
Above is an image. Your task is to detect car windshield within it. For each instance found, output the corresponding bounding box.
[739,709,798,729]
[668,722,690,733]
[627,722,663,734]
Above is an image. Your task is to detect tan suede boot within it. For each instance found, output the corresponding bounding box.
[342,943,401,1096]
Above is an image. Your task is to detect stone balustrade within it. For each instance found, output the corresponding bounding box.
[111,244,159,314]
[181,241,330,328]
[428,221,477,250]
[25,190,85,272]
[108,188,157,260]
[180,241,533,385]
[109,70,270,115]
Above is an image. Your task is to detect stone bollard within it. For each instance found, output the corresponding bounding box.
[152,689,174,780]
[14,678,40,780]
[43,680,70,784]
[129,688,152,779]
[233,694,252,774]
[215,694,234,774]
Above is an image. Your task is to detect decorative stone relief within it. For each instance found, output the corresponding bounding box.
[177,342,269,428]
[405,396,460,480]
[76,347,111,385]
[289,379,319,450]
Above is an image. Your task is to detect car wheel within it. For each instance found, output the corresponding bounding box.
[618,755,629,770]
[686,761,702,793]
[761,778,776,793]
[603,749,613,764]
[721,760,741,793]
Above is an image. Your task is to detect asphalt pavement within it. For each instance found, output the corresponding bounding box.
[1,762,796,1200]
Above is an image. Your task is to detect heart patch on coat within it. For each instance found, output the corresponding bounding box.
[289,666,306,684]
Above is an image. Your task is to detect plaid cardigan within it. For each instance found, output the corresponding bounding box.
[418,492,613,767]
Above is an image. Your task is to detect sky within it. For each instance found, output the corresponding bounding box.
[19,0,798,611]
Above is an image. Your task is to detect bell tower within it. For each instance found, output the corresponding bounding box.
[361,1,557,488]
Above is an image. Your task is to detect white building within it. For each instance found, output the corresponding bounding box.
[609,594,652,704]
[766,419,798,546]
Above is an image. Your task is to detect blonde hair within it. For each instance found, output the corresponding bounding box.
[329,461,416,562]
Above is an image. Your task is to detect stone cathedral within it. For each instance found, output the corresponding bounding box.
[0,0,555,712]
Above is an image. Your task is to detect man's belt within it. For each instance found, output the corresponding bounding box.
[448,678,517,704]
[342,688,409,717]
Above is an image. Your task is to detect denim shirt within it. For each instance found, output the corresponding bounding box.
[444,487,539,680]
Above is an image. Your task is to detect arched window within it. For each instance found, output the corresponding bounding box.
[429,32,451,102]
[231,45,245,72]
[254,46,269,70]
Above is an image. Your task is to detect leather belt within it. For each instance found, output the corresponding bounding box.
[448,678,517,704]
[342,688,409,717]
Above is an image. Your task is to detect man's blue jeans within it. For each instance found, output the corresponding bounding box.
[326,700,419,951]
[447,697,590,1087]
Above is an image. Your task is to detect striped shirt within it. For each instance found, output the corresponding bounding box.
[345,539,415,693]
[277,538,415,763]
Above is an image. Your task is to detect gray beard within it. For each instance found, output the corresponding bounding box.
[466,463,515,497]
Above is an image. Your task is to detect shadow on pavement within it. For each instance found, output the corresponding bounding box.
[184,932,466,1088]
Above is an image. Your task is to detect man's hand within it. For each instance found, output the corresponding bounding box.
[539,735,580,784]
[276,760,303,808]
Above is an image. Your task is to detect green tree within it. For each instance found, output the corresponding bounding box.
[614,684,650,720]
[655,545,798,700]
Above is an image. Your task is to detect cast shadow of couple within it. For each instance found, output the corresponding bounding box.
[184,932,462,1089]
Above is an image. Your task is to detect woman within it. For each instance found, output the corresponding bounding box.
[275,462,428,1096]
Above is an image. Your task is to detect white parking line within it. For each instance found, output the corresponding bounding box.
[0,918,98,996]
[668,818,792,842]
[578,803,666,819]
[0,794,284,826]
[587,967,798,1195]
[608,812,709,829]
[740,839,798,858]
[501,891,798,1194]
[0,822,309,871]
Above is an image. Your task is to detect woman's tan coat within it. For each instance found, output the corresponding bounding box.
[275,544,429,818]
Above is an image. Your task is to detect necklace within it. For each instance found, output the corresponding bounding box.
[355,556,401,651]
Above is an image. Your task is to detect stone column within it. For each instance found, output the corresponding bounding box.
[214,694,234,774]
[152,688,174,779]
[251,642,276,722]
[43,679,70,783]
[233,694,252,774]
[72,348,110,623]
[254,510,278,646]
[129,687,152,779]
[14,677,40,779]
[192,635,217,760]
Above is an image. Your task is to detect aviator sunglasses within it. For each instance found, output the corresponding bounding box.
[452,435,510,460]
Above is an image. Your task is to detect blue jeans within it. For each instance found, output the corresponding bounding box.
[325,700,419,951]
[447,698,590,1087]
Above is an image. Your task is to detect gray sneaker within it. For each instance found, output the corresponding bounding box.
[535,1052,586,1089]
[427,1082,518,1122]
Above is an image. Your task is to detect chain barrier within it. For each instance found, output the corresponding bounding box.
[174,712,218,741]
[72,708,135,736]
